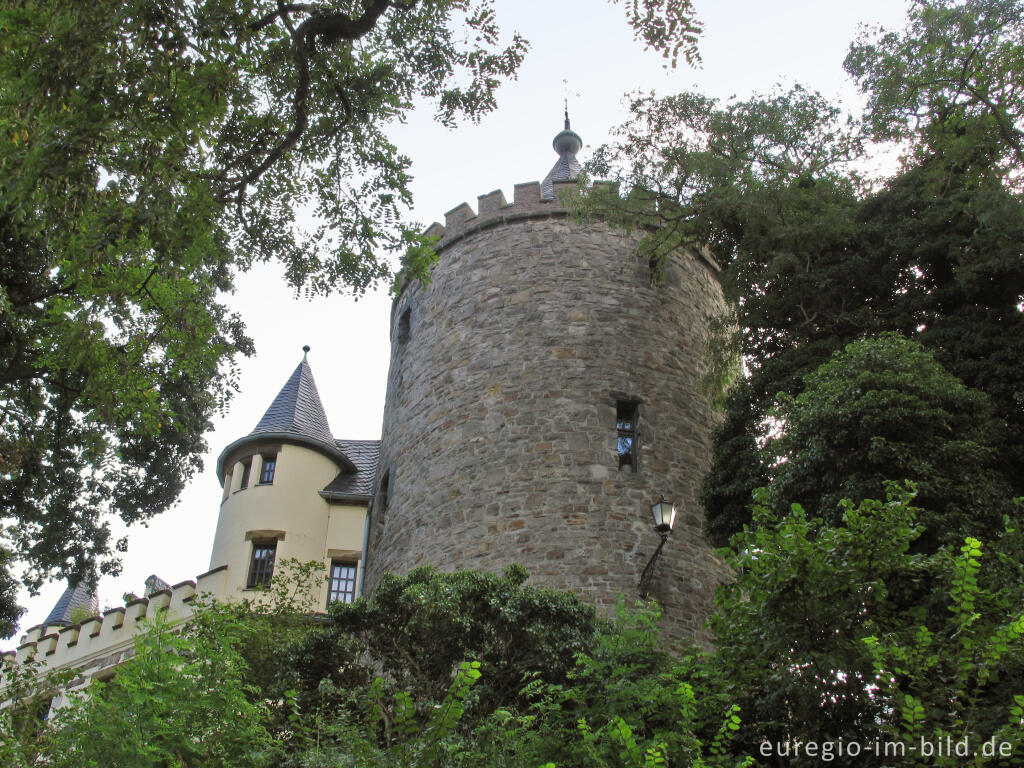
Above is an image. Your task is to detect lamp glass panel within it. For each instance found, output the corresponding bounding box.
[651,501,676,530]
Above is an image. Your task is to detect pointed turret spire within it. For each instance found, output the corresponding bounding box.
[250,348,334,447]
[43,579,98,626]
[216,347,352,481]
[542,108,583,199]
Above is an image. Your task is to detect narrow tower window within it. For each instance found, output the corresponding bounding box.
[238,458,252,490]
[259,454,277,485]
[327,561,358,604]
[616,401,639,472]
[247,540,277,588]
[397,307,411,344]
[378,470,390,512]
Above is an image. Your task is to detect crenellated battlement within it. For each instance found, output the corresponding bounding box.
[425,179,620,248]
[1,565,231,691]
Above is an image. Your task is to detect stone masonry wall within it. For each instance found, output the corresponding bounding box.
[366,180,732,647]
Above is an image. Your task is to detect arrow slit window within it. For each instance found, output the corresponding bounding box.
[616,400,639,472]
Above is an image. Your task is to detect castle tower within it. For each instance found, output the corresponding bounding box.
[211,348,378,608]
[366,122,731,645]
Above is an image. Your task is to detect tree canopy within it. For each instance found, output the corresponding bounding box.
[578,0,1023,549]
[573,4,1024,752]
[846,0,1024,179]
[768,333,1011,550]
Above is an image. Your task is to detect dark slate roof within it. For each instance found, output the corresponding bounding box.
[216,353,375,479]
[321,439,381,501]
[251,358,334,446]
[144,574,171,596]
[541,116,583,199]
[43,580,99,626]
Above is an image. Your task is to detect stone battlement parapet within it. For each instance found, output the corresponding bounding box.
[427,179,620,248]
[396,179,623,332]
[1,565,231,685]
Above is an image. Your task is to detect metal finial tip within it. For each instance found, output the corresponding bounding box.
[564,98,570,130]
[302,344,310,361]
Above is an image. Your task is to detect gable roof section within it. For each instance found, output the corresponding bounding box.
[321,439,381,502]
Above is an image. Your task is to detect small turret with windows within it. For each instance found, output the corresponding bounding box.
[2,348,379,700]
[210,346,379,606]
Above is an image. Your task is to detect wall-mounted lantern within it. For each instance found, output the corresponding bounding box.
[638,496,676,599]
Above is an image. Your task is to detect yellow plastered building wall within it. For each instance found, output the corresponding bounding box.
[211,442,369,606]
[3,573,215,709]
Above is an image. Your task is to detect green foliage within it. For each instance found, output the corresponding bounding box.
[710,488,1024,764]
[17,545,1022,766]
[846,0,1024,180]
[0,656,75,768]
[769,334,1011,550]
[607,0,702,68]
[450,602,750,768]
[3,565,742,768]
[699,380,768,547]
[856,147,1024,488]
[701,309,744,412]
[43,607,277,768]
[284,564,602,725]
[581,85,862,279]
[710,487,925,755]
[279,658,484,768]
[862,532,1024,764]
[0,0,530,636]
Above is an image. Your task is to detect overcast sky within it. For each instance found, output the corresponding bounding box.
[12,0,912,639]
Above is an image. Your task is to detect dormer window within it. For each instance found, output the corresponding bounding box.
[259,454,277,485]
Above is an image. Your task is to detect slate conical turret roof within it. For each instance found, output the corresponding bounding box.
[541,109,583,199]
[251,346,334,445]
[216,347,356,479]
[43,579,99,626]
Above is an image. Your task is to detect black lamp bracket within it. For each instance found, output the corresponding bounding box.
[638,531,670,599]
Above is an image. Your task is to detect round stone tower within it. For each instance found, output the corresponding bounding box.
[366,121,731,645]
